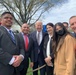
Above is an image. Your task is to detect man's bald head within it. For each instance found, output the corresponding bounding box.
[69,16,76,33]
[21,23,29,34]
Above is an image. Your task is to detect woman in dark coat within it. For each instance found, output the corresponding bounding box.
[43,23,54,75]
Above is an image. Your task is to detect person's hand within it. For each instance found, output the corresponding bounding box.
[12,55,23,67]
[44,56,53,67]
[44,56,51,64]
[30,62,34,68]
[47,61,53,67]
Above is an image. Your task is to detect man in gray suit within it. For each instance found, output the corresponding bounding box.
[0,12,25,75]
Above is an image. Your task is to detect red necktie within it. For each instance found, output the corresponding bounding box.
[24,35,28,51]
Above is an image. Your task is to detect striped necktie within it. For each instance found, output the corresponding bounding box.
[9,30,16,44]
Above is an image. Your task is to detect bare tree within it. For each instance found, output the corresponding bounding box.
[0,0,68,26]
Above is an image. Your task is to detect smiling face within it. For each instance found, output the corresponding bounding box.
[46,25,53,35]
[35,21,43,32]
[1,13,13,29]
[21,23,29,34]
[69,16,76,33]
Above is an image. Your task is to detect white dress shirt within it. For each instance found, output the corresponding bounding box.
[46,35,52,57]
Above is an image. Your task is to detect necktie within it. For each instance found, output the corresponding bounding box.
[24,35,29,51]
[9,30,16,44]
[37,32,40,45]
[37,32,40,54]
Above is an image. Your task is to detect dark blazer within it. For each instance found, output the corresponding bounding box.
[43,35,54,59]
[43,35,54,75]
[71,32,76,38]
[0,26,24,75]
[30,31,46,62]
[30,31,47,75]
[16,33,34,73]
[17,32,34,61]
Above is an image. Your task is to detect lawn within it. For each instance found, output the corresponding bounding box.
[26,59,40,75]
[26,66,33,75]
[27,67,40,75]
[26,66,40,75]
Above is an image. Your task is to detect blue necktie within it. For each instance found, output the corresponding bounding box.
[9,30,16,44]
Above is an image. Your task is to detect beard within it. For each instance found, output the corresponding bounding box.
[4,24,12,29]
[6,24,12,27]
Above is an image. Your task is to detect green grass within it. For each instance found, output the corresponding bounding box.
[26,59,40,75]
[26,66,33,75]
[26,66,40,75]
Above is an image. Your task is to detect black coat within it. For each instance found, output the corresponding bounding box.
[16,33,34,73]
[43,35,54,63]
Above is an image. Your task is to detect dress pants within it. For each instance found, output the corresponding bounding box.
[33,55,46,75]
[19,57,29,75]
[46,58,54,75]
[46,65,54,75]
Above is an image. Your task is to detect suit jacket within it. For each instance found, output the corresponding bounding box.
[16,32,34,72]
[43,35,54,62]
[70,32,76,38]
[0,26,24,75]
[71,32,76,75]
[30,31,47,62]
[17,32,34,62]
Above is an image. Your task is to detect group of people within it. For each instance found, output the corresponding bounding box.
[0,11,76,75]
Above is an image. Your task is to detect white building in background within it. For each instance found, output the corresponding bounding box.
[12,24,21,32]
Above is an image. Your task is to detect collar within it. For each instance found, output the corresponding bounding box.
[37,31,42,34]
[2,26,12,32]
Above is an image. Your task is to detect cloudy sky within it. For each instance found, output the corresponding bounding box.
[43,0,76,25]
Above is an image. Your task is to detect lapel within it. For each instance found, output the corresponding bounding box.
[40,31,44,45]
[26,34,30,50]
[34,31,38,45]
[45,36,49,53]
[0,26,17,45]
[50,38,53,53]
[19,33,25,49]
[45,35,52,53]
[45,35,49,47]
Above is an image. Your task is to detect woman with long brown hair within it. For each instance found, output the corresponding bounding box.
[52,22,76,75]
[43,23,54,75]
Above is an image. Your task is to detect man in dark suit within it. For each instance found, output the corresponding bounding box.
[0,12,24,75]
[17,23,34,75]
[30,21,46,75]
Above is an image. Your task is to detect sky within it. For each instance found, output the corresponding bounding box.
[43,0,76,25]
